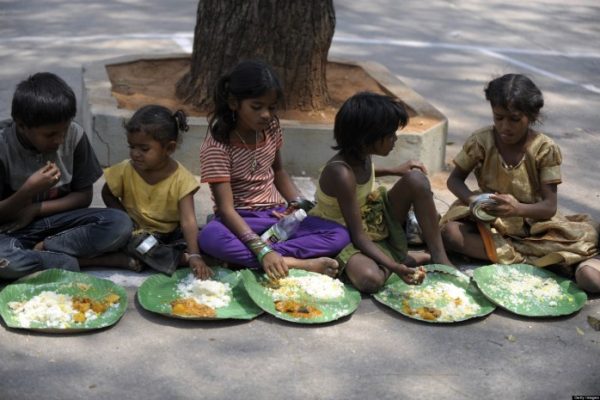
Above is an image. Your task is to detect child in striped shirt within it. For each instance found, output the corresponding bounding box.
[198,60,350,279]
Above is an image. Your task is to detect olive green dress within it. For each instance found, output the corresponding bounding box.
[440,126,598,270]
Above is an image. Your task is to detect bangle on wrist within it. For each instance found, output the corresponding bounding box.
[239,231,259,243]
[256,245,273,264]
[247,238,268,253]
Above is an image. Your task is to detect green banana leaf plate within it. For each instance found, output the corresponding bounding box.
[137,267,262,320]
[373,264,496,323]
[472,264,587,317]
[0,269,128,332]
[240,269,361,324]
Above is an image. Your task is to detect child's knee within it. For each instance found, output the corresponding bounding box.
[198,221,231,250]
[575,262,600,293]
[402,169,431,193]
[353,269,386,294]
[110,210,134,245]
[0,248,78,279]
[440,222,460,248]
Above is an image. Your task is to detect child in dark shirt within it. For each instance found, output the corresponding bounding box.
[0,72,133,279]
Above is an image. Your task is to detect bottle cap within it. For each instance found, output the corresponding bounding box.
[294,208,307,220]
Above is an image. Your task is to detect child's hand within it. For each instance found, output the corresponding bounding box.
[22,161,61,195]
[0,203,40,233]
[261,251,288,279]
[397,264,426,285]
[271,209,290,219]
[272,198,314,219]
[394,160,428,176]
[188,254,213,280]
[486,193,520,217]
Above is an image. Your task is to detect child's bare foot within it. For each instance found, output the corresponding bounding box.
[78,252,144,272]
[430,252,455,268]
[33,241,45,251]
[126,257,144,272]
[305,257,340,277]
[283,257,340,277]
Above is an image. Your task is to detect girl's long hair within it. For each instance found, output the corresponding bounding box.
[208,60,283,144]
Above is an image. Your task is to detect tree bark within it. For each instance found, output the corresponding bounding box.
[175,0,335,111]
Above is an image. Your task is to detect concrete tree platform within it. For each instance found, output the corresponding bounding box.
[81,53,448,176]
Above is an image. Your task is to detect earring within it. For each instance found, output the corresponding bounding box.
[231,111,236,122]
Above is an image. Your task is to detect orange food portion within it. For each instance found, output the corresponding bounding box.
[104,293,121,305]
[274,300,322,319]
[73,312,86,323]
[72,293,121,323]
[401,299,441,321]
[171,298,216,318]
[416,307,442,321]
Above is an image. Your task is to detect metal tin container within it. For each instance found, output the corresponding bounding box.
[470,193,497,222]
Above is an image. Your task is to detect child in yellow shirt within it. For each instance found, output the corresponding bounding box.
[102,105,212,278]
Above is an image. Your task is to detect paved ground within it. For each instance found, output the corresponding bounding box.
[0,1,599,399]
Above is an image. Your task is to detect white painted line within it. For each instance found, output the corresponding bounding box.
[3,33,599,59]
[337,36,600,95]
[479,49,600,95]
[0,32,194,44]
[582,84,600,94]
[334,36,600,59]
[172,35,193,53]
[478,49,576,84]
[2,32,597,94]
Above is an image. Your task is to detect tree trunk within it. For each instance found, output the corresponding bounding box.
[175,0,335,111]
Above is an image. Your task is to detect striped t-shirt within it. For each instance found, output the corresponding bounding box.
[200,119,285,209]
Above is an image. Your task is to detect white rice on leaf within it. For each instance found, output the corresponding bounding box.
[487,269,567,308]
[8,290,97,328]
[267,274,345,301]
[176,273,232,309]
[401,281,481,322]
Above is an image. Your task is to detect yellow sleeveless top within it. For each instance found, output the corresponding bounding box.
[309,161,375,227]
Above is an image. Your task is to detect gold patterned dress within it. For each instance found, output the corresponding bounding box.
[440,126,598,270]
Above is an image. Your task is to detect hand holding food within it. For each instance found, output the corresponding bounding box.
[398,264,426,285]
[22,161,61,194]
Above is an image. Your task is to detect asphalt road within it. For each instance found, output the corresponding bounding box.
[0,1,599,399]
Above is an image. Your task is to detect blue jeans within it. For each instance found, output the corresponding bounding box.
[0,208,132,279]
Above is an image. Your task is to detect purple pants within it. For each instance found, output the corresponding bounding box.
[198,207,350,269]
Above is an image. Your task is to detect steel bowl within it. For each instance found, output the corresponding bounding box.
[469,193,497,222]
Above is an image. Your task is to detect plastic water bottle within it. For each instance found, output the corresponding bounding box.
[405,209,423,245]
[260,209,307,244]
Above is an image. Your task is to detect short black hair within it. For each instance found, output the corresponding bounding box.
[11,72,76,128]
[333,92,408,160]
[485,74,544,123]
